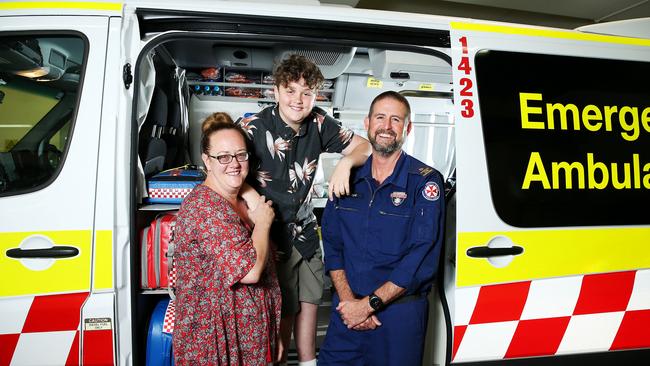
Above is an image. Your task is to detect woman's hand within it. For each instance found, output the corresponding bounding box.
[241,196,274,284]
[248,195,274,228]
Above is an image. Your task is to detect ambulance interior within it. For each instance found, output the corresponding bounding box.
[134,36,456,364]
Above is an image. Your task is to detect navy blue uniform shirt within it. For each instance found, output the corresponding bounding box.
[322,152,445,296]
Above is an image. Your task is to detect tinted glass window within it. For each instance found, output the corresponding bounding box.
[475,50,650,227]
[0,35,84,195]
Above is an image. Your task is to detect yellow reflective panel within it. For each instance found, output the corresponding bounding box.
[450,21,650,47]
[457,227,650,287]
[0,2,122,11]
[93,230,113,291]
[0,231,91,297]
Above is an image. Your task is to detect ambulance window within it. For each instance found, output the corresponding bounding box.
[0,35,84,196]
[474,50,650,227]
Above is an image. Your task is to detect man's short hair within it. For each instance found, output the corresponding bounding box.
[368,91,412,123]
[273,54,325,90]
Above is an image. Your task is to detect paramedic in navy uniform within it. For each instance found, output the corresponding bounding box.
[318,91,445,366]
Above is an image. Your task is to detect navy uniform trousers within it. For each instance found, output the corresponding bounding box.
[318,293,429,366]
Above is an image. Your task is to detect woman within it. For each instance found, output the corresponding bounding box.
[173,113,281,365]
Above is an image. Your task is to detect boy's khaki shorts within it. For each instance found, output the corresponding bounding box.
[276,246,324,316]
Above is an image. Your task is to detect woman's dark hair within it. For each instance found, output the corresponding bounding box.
[200,112,248,154]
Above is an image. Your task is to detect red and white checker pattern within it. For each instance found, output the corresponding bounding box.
[168,266,178,288]
[148,187,192,199]
[452,269,650,362]
[0,292,88,366]
[163,300,175,334]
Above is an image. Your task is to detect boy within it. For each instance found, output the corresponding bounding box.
[238,54,370,366]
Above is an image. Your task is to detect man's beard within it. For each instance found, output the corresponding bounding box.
[369,128,404,156]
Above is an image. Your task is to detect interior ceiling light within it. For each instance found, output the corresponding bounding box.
[14,67,50,79]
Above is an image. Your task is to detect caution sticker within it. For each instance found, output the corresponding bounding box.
[418,83,434,91]
[84,317,112,331]
[366,77,383,88]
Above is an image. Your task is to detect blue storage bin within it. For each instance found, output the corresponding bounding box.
[146,299,175,366]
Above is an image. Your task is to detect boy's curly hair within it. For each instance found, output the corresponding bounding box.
[273,54,324,90]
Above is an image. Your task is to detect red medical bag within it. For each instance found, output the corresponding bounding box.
[140,212,176,289]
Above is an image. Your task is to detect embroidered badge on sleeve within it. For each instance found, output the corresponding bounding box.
[422,181,440,201]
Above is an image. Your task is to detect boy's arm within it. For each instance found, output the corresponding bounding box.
[240,182,261,210]
[328,135,371,199]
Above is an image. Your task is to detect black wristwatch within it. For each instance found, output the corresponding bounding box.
[368,293,384,311]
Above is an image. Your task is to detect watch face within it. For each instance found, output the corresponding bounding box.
[369,295,382,310]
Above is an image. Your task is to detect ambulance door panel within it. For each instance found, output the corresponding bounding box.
[450,23,650,363]
[0,16,108,365]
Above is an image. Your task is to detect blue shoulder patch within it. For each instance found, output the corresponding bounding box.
[421,181,441,201]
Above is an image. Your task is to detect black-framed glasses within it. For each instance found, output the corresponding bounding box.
[208,151,249,164]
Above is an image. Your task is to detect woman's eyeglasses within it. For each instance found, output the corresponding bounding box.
[208,151,249,164]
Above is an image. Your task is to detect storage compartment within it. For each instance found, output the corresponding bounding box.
[186,65,336,107]
[133,207,177,365]
[368,48,452,84]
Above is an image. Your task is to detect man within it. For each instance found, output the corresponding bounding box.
[318,91,445,365]
[237,54,370,366]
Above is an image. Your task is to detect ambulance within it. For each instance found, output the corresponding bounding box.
[0,1,648,365]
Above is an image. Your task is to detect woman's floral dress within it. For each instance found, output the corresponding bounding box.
[172,184,281,365]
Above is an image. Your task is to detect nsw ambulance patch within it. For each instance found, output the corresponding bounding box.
[422,182,440,201]
[390,191,407,206]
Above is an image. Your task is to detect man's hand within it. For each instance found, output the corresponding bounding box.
[352,315,382,331]
[328,156,353,200]
[337,298,373,329]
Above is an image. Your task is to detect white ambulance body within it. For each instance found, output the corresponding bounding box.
[0,1,648,365]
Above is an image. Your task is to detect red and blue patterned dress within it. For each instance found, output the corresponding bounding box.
[172,184,281,365]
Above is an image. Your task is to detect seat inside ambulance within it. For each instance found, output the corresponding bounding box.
[138,50,188,177]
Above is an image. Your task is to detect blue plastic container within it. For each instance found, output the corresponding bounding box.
[146,299,174,366]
